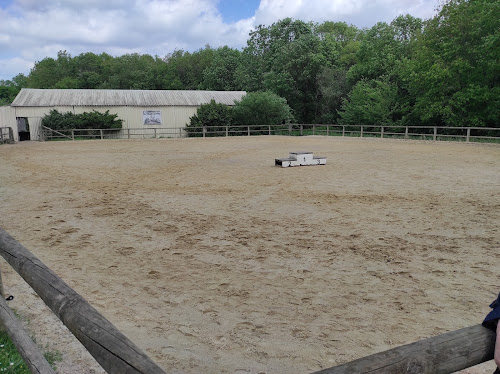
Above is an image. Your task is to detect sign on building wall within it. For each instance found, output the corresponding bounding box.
[143,110,162,125]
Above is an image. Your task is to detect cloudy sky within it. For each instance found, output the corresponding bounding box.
[0,0,438,81]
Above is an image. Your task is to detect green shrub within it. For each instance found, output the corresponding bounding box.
[185,99,232,137]
[232,91,294,132]
[41,109,122,130]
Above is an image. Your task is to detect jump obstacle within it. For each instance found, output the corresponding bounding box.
[275,151,327,168]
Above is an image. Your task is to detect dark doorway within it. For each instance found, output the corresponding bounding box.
[17,117,30,141]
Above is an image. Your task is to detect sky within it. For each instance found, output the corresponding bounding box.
[0,0,438,81]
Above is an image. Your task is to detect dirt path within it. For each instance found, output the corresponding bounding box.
[0,137,498,373]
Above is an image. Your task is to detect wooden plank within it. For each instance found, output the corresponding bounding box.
[0,228,166,374]
[0,295,56,374]
[312,324,495,374]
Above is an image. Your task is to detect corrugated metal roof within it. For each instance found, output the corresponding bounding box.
[11,89,247,107]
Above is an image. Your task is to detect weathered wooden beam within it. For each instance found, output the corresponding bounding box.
[0,295,56,374]
[0,227,166,374]
[312,324,495,374]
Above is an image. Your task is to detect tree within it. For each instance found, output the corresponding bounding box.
[202,46,242,90]
[238,18,326,123]
[185,99,232,136]
[232,91,293,129]
[409,0,500,127]
[338,78,398,127]
[317,67,350,123]
[0,74,27,105]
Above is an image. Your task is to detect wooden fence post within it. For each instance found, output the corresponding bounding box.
[381,127,384,138]
[203,126,206,138]
[312,324,495,374]
[300,124,303,136]
[342,126,345,137]
[99,129,103,140]
[226,126,229,137]
[0,295,56,374]
[466,128,471,142]
[313,125,316,135]
[269,125,271,135]
[0,266,3,299]
[405,126,409,139]
[326,125,329,136]
[433,127,437,141]
[0,228,166,374]
[360,126,363,137]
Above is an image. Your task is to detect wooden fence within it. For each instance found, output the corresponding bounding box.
[312,324,496,374]
[39,124,500,143]
[0,227,166,374]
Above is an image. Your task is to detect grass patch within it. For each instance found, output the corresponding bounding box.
[0,331,62,373]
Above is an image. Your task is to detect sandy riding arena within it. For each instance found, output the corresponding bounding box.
[0,136,499,374]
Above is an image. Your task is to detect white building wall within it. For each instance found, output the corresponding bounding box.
[72,106,198,129]
[13,105,199,140]
[0,106,18,142]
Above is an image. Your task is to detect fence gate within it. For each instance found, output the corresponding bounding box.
[0,127,14,144]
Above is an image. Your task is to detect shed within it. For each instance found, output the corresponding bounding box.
[9,89,246,141]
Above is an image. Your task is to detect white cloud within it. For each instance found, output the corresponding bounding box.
[254,0,436,27]
[0,0,438,80]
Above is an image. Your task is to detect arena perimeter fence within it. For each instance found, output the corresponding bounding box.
[38,124,500,143]
[0,227,496,374]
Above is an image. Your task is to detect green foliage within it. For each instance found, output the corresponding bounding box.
[0,74,27,105]
[185,99,233,136]
[409,0,500,127]
[186,92,293,136]
[239,18,332,122]
[339,78,398,127]
[202,46,242,90]
[317,67,350,123]
[0,86,19,106]
[232,91,294,127]
[0,331,62,373]
[41,109,123,130]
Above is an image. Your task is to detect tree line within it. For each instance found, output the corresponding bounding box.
[1,0,498,128]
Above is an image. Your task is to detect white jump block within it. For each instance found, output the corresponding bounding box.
[275,151,326,168]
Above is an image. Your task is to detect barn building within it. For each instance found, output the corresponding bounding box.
[2,88,246,142]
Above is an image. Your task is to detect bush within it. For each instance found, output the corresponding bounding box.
[185,92,293,137]
[232,91,294,128]
[185,99,232,137]
[41,109,122,130]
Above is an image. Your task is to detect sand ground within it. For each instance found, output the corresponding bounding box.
[0,136,498,374]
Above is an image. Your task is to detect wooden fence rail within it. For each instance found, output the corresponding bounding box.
[38,124,500,143]
[0,227,166,374]
[312,324,496,374]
